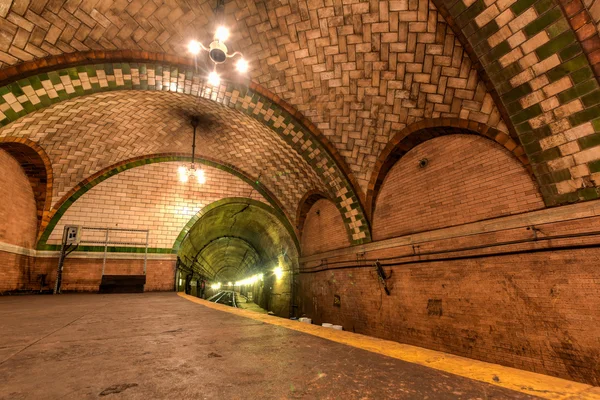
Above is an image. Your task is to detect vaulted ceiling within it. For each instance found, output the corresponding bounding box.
[0,0,509,191]
[1,0,600,253]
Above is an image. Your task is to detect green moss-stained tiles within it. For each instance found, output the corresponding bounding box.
[569,104,600,127]
[547,54,588,83]
[535,30,576,61]
[589,159,600,173]
[578,133,600,150]
[523,8,561,37]
[502,83,533,104]
[510,0,538,16]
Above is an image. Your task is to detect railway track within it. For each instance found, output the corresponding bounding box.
[208,290,237,308]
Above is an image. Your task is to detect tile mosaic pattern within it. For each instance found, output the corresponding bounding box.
[0,0,509,196]
[0,63,370,243]
[436,0,600,204]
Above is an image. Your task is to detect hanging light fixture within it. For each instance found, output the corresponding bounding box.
[178,118,206,184]
[187,23,249,87]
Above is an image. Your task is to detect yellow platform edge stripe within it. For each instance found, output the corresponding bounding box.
[177,293,599,399]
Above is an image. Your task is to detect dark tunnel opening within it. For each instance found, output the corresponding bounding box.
[175,198,299,317]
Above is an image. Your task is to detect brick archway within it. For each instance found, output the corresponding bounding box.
[173,197,300,254]
[37,153,291,250]
[0,56,371,245]
[0,137,52,232]
[366,118,533,220]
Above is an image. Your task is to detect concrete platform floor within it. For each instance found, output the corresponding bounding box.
[0,293,594,399]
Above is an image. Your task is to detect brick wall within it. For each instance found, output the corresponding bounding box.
[584,0,600,32]
[34,257,176,293]
[0,251,39,293]
[1,252,175,294]
[300,199,351,256]
[298,247,600,385]
[373,135,545,240]
[47,162,266,248]
[297,202,600,385]
[0,149,37,248]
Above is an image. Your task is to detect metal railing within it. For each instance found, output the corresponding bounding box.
[54,226,150,294]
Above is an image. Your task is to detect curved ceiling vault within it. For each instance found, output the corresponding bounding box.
[0,90,325,223]
[0,62,371,244]
[1,0,597,238]
[178,199,299,282]
[0,0,511,193]
[0,0,524,242]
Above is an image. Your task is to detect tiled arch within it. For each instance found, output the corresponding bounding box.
[0,137,53,230]
[366,118,537,219]
[0,62,371,244]
[173,197,300,254]
[37,154,293,251]
[0,50,364,206]
[431,0,600,205]
[0,1,599,207]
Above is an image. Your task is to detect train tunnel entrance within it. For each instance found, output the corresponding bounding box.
[175,198,299,317]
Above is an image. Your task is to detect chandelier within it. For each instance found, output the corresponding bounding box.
[178,118,206,184]
[188,26,248,87]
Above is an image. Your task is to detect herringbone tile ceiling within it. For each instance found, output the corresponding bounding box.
[0,0,508,194]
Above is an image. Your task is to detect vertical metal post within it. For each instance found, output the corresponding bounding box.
[102,228,109,276]
[144,230,149,275]
[54,228,68,294]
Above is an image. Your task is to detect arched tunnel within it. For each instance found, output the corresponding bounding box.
[2,0,600,395]
[175,198,298,316]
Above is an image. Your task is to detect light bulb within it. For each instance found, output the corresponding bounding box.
[178,166,188,182]
[215,26,229,42]
[236,58,249,73]
[188,40,201,55]
[274,266,283,279]
[208,71,220,87]
[195,168,206,184]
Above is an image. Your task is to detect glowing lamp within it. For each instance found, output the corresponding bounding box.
[236,58,249,73]
[215,26,230,42]
[274,266,283,280]
[208,71,221,87]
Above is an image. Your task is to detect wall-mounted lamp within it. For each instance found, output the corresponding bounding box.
[274,266,284,280]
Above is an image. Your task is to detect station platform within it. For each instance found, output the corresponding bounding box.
[0,293,597,399]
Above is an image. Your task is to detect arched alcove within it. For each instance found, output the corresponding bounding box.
[372,134,545,240]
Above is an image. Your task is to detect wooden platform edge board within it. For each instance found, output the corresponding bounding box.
[177,292,599,400]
